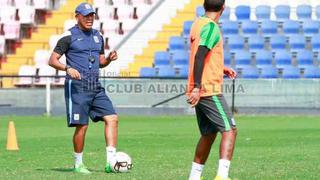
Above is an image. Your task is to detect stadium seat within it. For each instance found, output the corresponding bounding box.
[172,50,189,66]
[154,51,170,66]
[311,34,320,53]
[296,50,314,68]
[34,65,56,86]
[288,34,306,51]
[34,0,50,10]
[52,70,66,86]
[282,20,300,34]
[260,20,278,37]
[14,65,36,87]
[224,51,231,66]
[220,7,230,21]
[15,0,32,8]
[260,66,278,78]
[221,21,239,35]
[169,36,185,50]
[255,5,271,21]
[302,20,320,36]
[3,21,20,39]
[248,35,264,52]
[274,50,292,68]
[93,0,108,7]
[282,66,300,78]
[140,67,156,77]
[317,5,320,20]
[240,66,259,79]
[270,35,287,50]
[241,20,258,35]
[0,35,5,54]
[234,50,251,68]
[157,66,176,77]
[97,5,113,20]
[228,35,245,53]
[183,21,193,37]
[255,50,273,68]
[64,19,77,31]
[18,6,35,24]
[275,5,290,21]
[34,50,50,68]
[196,6,204,17]
[122,19,137,33]
[102,19,119,34]
[176,65,188,78]
[296,5,312,20]
[0,6,16,23]
[235,5,251,20]
[303,66,320,78]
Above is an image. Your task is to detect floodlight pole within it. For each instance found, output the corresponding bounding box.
[46,78,51,116]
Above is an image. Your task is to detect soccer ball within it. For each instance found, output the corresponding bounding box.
[110,152,132,173]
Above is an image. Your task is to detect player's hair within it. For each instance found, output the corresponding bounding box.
[203,0,225,12]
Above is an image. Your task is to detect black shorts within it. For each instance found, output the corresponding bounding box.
[195,95,236,135]
[64,79,116,127]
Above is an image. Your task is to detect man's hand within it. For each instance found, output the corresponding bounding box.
[187,88,200,107]
[107,50,118,62]
[67,68,81,80]
[224,67,237,79]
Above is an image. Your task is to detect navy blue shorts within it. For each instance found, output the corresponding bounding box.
[64,79,116,127]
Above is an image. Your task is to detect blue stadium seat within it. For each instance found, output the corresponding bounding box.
[274,50,292,68]
[282,66,300,78]
[296,50,314,68]
[261,20,278,37]
[220,7,230,21]
[235,5,251,20]
[221,21,239,35]
[311,34,320,53]
[196,6,205,17]
[248,35,265,52]
[224,51,231,66]
[154,51,170,66]
[256,5,271,20]
[169,36,185,50]
[260,66,278,78]
[296,5,312,20]
[270,35,287,50]
[176,65,189,78]
[228,35,245,53]
[255,50,273,68]
[241,20,258,35]
[140,67,156,77]
[157,66,176,77]
[234,50,251,68]
[241,66,259,78]
[275,5,290,21]
[304,66,320,78]
[302,20,320,36]
[317,5,320,20]
[282,20,300,34]
[183,21,193,37]
[288,34,306,51]
[172,50,189,66]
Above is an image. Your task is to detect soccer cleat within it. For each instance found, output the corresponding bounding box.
[74,164,91,174]
[214,176,231,180]
[105,162,112,173]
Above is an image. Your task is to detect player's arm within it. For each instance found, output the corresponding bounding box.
[99,51,118,68]
[99,34,118,68]
[48,34,81,80]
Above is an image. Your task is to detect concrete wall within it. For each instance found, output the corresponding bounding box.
[0,79,319,115]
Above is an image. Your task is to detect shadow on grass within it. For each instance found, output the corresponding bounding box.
[50,168,74,172]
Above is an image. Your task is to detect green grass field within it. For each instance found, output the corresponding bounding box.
[0,115,319,180]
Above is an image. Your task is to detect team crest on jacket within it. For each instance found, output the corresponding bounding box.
[93,36,99,43]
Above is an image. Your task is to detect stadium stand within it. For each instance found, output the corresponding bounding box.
[1,0,320,88]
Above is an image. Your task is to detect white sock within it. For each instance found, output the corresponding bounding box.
[188,162,204,180]
[106,146,116,163]
[217,159,230,179]
[74,152,83,168]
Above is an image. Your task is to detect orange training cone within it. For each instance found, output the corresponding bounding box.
[6,121,19,150]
